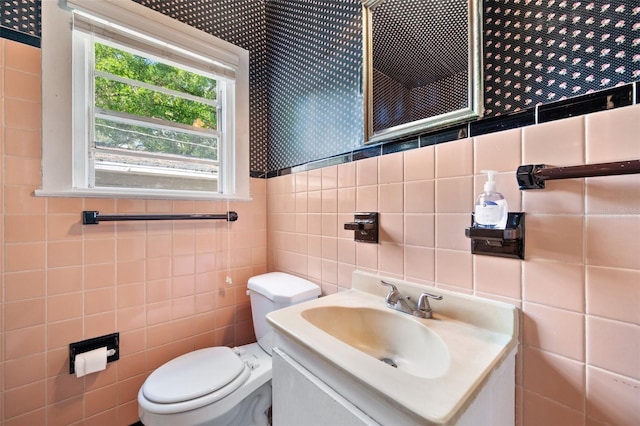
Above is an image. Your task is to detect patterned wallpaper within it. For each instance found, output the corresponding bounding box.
[1,0,39,36]
[4,0,640,172]
[265,0,363,171]
[483,0,640,116]
[0,0,40,43]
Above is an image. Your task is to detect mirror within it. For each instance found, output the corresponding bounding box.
[362,0,483,144]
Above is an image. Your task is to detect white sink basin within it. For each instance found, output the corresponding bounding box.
[302,305,450,378]
[267,270,519,425]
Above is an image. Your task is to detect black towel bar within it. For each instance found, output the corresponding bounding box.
[517,159,640,190]
[82,211,238,225]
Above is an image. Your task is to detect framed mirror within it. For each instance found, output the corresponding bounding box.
[362,0,483,144]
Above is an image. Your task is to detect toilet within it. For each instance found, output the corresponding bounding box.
[137,272,321,426]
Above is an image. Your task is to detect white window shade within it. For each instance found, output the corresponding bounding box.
[71,12,236,81]
[66,0,241,76]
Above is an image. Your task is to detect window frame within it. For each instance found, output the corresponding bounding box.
[39,0,250,200]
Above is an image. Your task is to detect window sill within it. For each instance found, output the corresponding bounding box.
[34,187,253,201]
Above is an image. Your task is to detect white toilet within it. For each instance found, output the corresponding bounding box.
[138,272,320,426]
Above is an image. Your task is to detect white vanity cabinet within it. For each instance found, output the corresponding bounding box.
[272,342,516,426]
[272,347,378,426]
[267,271,519,426]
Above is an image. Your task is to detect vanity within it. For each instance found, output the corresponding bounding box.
[266,270,518,425]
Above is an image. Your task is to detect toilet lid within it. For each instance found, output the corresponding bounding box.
[142,347,247,404]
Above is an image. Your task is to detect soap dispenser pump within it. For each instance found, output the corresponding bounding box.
[474,170,508,229]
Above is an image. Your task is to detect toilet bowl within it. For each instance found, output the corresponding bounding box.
[138,272,320,426]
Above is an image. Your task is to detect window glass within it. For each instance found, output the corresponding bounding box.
[90,40,223,192]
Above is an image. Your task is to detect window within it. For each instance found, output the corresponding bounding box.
[39,0,249,199]
[83,39,223,192]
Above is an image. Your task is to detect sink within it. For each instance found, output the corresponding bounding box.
[267,270,519,425]
[301,306,450,378]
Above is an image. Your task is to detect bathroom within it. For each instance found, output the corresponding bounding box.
[1,0,639,424]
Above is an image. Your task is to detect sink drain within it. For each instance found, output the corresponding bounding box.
[380,357,397,368]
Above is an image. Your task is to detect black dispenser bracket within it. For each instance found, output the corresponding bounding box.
[464,213,525,260]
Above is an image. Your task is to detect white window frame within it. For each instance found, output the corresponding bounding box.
[39,0,250,200]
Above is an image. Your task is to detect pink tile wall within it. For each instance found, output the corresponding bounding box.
[267,104,640,425]
[0,39,267,425]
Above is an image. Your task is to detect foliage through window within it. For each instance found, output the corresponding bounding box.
[90,41,223,192]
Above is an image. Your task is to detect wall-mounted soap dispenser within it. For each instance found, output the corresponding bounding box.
[474,171,508,229]
[465,171,525,259]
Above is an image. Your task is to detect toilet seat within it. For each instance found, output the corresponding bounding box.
[139,346,251,414]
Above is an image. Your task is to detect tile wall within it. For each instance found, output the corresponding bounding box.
[0,39,268,425]
[267,103,640,425]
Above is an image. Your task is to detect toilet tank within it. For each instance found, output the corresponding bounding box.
[247,272,320,354]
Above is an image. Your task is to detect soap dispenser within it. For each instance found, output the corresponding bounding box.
[474,170,508,229]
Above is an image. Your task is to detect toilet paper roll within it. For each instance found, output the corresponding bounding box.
[75,346,108,378]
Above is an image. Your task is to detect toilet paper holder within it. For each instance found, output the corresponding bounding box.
[69,332,120,374]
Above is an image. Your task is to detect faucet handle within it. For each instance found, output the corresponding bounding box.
[417,291,443,311]
[380,280,401,304]
[380,280,398,292]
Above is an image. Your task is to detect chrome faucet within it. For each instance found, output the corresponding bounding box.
[380,281,442,319]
